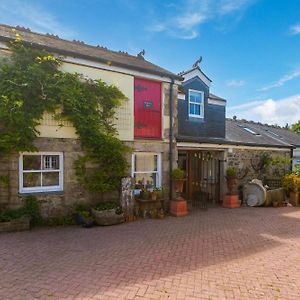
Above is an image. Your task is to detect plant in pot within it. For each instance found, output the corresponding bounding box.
[75,204,94,228]
[170,168,188,217]
[282,172,300,206]
[91,201,125,226]
[225,167,237,195]
[172,168,185,195]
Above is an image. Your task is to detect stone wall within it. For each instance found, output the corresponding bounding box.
[226,149,291,195]
[0,82,179,219]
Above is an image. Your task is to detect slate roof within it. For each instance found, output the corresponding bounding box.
[226,119,300,148]
[0,24,181,80]
[177,119,300,149]
[208,93,226,102]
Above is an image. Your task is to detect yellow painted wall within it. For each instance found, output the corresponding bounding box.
[38,61,134,141]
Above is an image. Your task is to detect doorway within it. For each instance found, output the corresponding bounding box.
[178,150,222,208]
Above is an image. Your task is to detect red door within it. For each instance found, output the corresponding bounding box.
[134,78,161,139]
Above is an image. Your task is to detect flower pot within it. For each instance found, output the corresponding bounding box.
[174,179,185,193]
[289,191,299,206]
[151,191,157,201]
[226,176,236,195]
[75,213,94,228]
[91,208,124,226]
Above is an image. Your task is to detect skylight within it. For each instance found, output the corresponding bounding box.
[266,130,281,138]
[238,125,261,136]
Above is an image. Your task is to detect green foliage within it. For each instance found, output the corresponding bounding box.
[23,195,42,226]
[0,207,24,222]
[290,121,300,135]
[0,195,41,224]
[172,168,185,180]
[226,166,237,177]
[43,216,76,226]
[94,201,123,214]
[282,173,300,192]
[0,31,130,194]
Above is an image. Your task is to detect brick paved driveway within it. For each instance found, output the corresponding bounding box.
[1,207,300,300]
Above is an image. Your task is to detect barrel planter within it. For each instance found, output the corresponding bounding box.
[0,216,30,233]
[91,208,124,226]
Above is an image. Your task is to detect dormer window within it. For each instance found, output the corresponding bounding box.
[188,90,204,118]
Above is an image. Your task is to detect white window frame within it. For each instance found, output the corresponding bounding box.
[188,89,204,118]
[19,152,64,193]
[131,152,162,192]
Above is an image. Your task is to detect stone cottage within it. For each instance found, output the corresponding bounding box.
[0,24,181,218]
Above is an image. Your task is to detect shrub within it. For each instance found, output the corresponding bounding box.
[172,168,185,180]
[226,167,237,178]
[282,173,300,192]
[94,201,123,215]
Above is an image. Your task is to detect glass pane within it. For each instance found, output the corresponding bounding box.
[42,172,59,186]
[135,154,157,172]
[190,92,202,103]
[23,155,41,170]
[195,104,200,115]
[43,155,60,170]
[133,172,158,191]
[23,172,41,187]
[189,104,195,115]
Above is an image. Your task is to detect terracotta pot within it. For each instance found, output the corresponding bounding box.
[290,191,299,206]
[174,179,185,193]
[226,176,236,195]
[151,191,157,201]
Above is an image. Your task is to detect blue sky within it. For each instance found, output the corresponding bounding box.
[0,0,300,126]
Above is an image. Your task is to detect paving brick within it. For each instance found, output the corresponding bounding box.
[1,207,300,299]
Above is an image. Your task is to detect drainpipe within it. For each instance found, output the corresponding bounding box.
[169,78,175,202]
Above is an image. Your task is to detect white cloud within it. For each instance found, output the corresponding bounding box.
[227,94,300,126]
[290,24,300,35]
[0,0,75,39]
[226,79,245,87]
[259,70,300,91]
[148,0,255,40]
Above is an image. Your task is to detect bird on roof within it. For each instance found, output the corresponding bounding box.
[192,56,202,68]
[137,49,145,59]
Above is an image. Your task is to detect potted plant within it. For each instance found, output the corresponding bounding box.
[91,201,125,226]
[225,167,237,195]
[75,204,94,228]
[172,168,185,194]
[282,173,300,206]
[170,168,188,217]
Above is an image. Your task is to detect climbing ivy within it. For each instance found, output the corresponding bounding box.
[0,31,130,194]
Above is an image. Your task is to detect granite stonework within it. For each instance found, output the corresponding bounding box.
[226,149,290,194]
[0,83,179,219]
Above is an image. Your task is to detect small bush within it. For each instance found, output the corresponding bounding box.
[172,168,185,180]
[23,195,42,226]
[226,167,237,178]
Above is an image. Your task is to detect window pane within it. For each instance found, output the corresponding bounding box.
[190,91,202,104]
[42,172,59,186]
[133,172,158,190]
[23,155,41,170]
[135,155,157,172]
[43,155,60,170]
[189,104,195,115]
[23,172,41,187]
[195,104,200,115]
